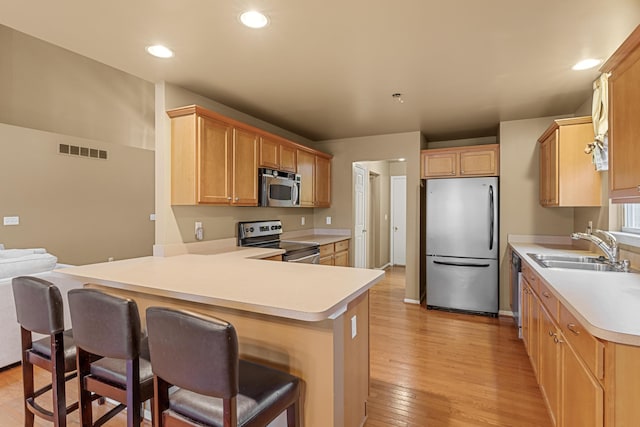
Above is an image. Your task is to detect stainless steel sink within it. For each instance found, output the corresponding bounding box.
[527,253,622,272]
[528,253,604,263]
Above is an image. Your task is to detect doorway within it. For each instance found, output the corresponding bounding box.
[391,176,407,266]
[353,163,368,268]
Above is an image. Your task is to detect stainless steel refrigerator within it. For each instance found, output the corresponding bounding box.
[425,177,498,316]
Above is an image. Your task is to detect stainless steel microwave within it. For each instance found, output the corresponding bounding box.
[259,168,301,207]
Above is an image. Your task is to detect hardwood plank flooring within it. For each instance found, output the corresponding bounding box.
[365,266,551,427]
[0,266,549,426]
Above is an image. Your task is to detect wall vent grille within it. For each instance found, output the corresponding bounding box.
[59,144,107,160]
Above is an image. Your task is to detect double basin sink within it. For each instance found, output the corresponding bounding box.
[527,253,622,272]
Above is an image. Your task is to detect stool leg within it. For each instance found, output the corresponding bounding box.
[126,359,141,426]
[77,349,93,427]
[20,328,35,427]
[286,401,299,427]
[52,333,67,427]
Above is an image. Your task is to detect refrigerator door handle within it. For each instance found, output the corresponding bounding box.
[434,260,491,268]
[489,185,494,250]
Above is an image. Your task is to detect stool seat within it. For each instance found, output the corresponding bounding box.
[31,330,77,372]
[90,356,154,397]
[168,360,300,426]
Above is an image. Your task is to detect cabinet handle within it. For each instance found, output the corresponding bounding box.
[548,330,554,336]
[227,197,232,200]
[542,291,550,298]
[553,335,564,344]
[567,323,580,335]
[235,197,239,201]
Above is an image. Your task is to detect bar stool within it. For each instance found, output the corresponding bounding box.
[12,276,79,427]
[68,288,153,426]
[146,307,301,427]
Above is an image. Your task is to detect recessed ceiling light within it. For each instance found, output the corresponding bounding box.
[240,11,269,29]
[572,58,601,71]
[146,45,174,58]
[392,93,404,103]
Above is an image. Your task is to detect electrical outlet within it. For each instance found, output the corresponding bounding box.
[351,315,357,339]
[301,217,305,226]
[149,213,156,221]
[195,221,204,240]
[326,216,332,225]
[3,216,19,226]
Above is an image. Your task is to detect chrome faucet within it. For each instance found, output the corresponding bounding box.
[571,229,619,264]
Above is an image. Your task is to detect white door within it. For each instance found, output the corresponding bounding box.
[391,176,406,266]
[353,163,368,268]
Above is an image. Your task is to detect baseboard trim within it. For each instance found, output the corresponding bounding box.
[404,298,420,305]
[376,263,391,270]
[499,310,514,317]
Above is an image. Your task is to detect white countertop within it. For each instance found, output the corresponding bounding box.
[510,242,640,346]
[55,247,383,322]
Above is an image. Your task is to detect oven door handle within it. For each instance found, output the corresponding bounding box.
[286,253,320,263]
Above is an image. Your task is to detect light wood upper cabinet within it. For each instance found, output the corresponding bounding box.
[297,149,315,207]
[259,137,297,173]
[297,149,332,207]
[168,106,257,206]
[601,25,640,203]
[421,144,499,178]
[231,128,259,205]
[422,151,457,177]
[315,155,331,208]
[537,117,601,207]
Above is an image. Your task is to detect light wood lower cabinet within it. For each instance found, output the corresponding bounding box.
[561,339,603,427]
[521,259,606,427]
[319,240,350,267]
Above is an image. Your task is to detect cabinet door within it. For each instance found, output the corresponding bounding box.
[539,306,561,427]
[540,133,558,207]
[297,150,315,207]
[232,128,258,206]
[280,144,297,172]
[334,251,349,267]
[198,116,232,204]
[259,137,279,169]
[608,47,640,202]
[561,339,604,427]
[530,291,540,376]
[521,280,531,353]
[319,255,334,265]
[315,156,331,207]
[422,152,457,178]
[460,147,497,176]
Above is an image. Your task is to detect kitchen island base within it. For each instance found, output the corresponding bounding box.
[85,283,369,427]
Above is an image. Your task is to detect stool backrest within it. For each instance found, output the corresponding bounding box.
[146,307,239,398]
[68,288,141,359]
[12,276,64,335]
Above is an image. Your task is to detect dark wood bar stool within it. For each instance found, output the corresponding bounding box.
[146,307,301,427]
[68,288,153,426]
[12,276,79,427]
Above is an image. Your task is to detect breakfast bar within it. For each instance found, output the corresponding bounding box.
[56,249,384,427]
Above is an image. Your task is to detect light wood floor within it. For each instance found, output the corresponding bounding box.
[0,266,549,426]
[365,266,550,427]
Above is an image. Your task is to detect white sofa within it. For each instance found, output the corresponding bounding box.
[0,254,84,368]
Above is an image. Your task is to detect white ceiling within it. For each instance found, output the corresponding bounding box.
[1,0,638,142]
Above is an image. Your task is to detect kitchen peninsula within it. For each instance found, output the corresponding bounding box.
[56,248,384,427]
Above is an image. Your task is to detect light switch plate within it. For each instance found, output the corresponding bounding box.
[301,216,305,225]
[3,216,19,226]
[326,216,332,225]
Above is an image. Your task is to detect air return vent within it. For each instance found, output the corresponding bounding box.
[59,144,107,160]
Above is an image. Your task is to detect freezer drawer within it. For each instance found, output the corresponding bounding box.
[426,256,498,315]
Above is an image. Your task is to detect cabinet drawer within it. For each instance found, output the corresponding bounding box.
[521,262,539,294]
[559,304,604,380]
[320,243,334,257]
[538,280,558,322]
[335,240,349,252]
